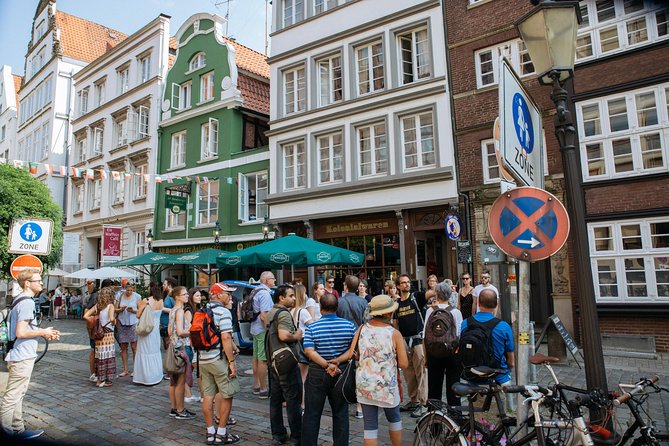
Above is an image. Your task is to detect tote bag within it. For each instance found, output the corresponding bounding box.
[135,305,154,336]
[164,342,186,374]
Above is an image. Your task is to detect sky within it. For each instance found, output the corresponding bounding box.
[0,0,271,75]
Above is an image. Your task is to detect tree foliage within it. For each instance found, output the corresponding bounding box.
[0,164,63,279]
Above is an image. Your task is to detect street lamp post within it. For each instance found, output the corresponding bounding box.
[262,217,270,241]
[146,229,154,252]
[214,221,221,249]
[516,0,608,396]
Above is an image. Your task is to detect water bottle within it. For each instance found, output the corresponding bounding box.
[0,322,8,343]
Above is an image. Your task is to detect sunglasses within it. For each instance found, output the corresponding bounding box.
[327,280,334,284]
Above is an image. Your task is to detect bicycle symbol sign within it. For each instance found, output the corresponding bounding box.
[488,187,570,262]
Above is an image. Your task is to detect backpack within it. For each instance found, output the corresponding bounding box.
[189,304,222,352]
[1,295,34,359]
[459,316,501,379]
[241,287,261,322]
[265,308,298,376]
[424,307,459,359]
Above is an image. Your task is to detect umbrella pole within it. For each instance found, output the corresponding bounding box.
[291,264,294,281]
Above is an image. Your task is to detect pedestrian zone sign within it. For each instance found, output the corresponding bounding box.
[8,218,54,256]
[488,187,569,262]
[499,58,544,189]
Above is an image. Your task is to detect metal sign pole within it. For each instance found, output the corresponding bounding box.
[516,259,530,433]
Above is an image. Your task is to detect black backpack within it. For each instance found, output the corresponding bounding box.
[265,308,298,376]
[459,316,501,379]
[424,307,458,359]
[241,287,262,322]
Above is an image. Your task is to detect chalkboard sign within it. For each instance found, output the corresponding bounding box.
[457,240,472,264]
[549,314,579,355]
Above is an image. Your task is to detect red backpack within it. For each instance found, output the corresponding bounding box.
[189,306,221,351]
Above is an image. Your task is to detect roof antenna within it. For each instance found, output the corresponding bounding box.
[213,0,233,37]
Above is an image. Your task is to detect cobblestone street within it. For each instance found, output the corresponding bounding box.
[1,318,668,445]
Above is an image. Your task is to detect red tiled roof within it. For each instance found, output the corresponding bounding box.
[223,38,269,79]
[12,74,23,109]
[55,11,128,63]
[238,73,269,115]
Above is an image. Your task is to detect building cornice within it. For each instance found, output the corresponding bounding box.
[159,96,243,128]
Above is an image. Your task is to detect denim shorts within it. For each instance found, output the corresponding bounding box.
[361,403,402,436]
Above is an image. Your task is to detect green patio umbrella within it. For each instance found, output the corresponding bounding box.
[106,251,178,277]
[172,248,228,265]
[216,234,364,268]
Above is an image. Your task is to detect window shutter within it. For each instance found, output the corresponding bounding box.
[238,172,248,222]
[138,106,149,138]
[171,83,180,110]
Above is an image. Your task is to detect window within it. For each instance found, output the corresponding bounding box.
[73,184,84,213]
[475,39,535,88]
[172,81,192,110]
[76,133,87,163]
[357,121,387,177]
[398,27,431,85]
[317,132,344,184]
[118,67,129,94]
[165,189,185,229]
[89,179,102,210]
[189,52,206,71]
[356,41,384,95]
[137,105,150,139]
[242,116,270,150]
[171,131,186,168]
[201,118,218,160]
[283,65,306,115]
[78,89,89,116]
[0,125,5,141]
[589,218,669,302]
[139,55,151,83]
[314,0,337,14]
[94,81,105,107]
[134,164,147,199]
[196,180,219,226]
[238,171,268,222]
[113,116,127,147]
[283,0,304,27]
[577,83,669,181]
[317,54,342,106]
[576,0,669,62]
[41,122,49,159]
[401,111,435,170]
[35,20,45,40]
[482,139,500,183]
[282,141,306,190]
[134,231,146,257]
[200,72,214,102]
[92,126,104,156]
[111,172,125,205]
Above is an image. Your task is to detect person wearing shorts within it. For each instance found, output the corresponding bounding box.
[250,271,275,399]
[199,282,240,445]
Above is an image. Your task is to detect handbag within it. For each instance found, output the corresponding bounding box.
[85,314,98,339]
[92,317,110,341]
[164,342,186,374]
[335,325,362,404]
[135,304,154,336]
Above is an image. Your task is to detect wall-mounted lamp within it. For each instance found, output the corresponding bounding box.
[146,229,154,251]
[214,221,221,249]
[262,216,270,241]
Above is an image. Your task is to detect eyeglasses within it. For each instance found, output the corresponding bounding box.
[481,276,491,280]
[462,277,471,280]
[327,281,334,284]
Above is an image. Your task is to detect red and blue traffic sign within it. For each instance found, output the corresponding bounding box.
[488,187,570,262]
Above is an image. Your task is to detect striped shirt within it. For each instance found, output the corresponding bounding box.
[198,302,233,364]
[303,314,356,360]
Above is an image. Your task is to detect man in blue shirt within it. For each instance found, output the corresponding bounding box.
[460,288,514,384]
[302,293,357,445]
[251,271,276,399]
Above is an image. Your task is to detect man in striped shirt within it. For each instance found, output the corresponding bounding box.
[302,293,357,446]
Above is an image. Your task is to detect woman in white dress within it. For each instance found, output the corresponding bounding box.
[133,283,164,386]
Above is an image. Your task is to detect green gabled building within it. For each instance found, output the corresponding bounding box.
[153,13,270,286]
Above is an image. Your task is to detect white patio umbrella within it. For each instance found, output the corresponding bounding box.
[65,266,136,280]
[45,268,69,277]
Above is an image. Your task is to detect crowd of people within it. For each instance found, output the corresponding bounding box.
[2,267,513,446]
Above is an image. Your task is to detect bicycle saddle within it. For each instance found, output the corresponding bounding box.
[452,382,490,397]
[469,366,507,378]
[529,353,560,364]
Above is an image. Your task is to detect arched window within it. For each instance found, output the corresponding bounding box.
[189,52,206,71]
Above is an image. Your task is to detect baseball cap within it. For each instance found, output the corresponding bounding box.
[86,280,94,285]
[210,282,237,295]
[121,279,129,286]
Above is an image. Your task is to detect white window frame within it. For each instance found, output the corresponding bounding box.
[355,40,385,96]
[317,131,344,185]
[481,139,501,184]
[576,82,669,182]
[589,217,669,303]
[317,54,342,107]
[40,122,49,160]
[576,1,669,63]
[92,126,104,156]
[200,71,214,103]
[170,131,187,168]
[73,184,84,214]
[89,179,102,211]
[137,105,150,139]
[76,134,87,163]
[171,81,192,111]
[113,116,127,147]
[400,110,436,171]
[238,171,269,223]
[189,52,206,71]
[283,0,304,28]
[283,65,306,115]
[118,67,130,94]
[134,231,146,256]
[134,164,147,199]
[111,173,125,205]
[397,26,432,85]
[78,89,89,116]
[94,81,105,107]
[357,121,388,178]
[139,55,151,83]
[282,140,306,191]
[314,0,337,15]
[201,118,218,160]
[196,180,219,226]
[474,39,535,89]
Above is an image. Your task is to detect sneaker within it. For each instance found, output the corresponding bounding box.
[163,374,170,381]
[258,389,269,399]
[184,396,199,404]
[169,409,178,417]
[175,410,195,420]
[411,405,428,418]
[400,401,419,412]
[252,386,261,395]
[14,429,44,440]
[355,410,364,419]
[89,374,97,382]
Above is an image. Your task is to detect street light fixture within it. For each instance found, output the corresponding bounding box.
[214,221,221,249]
[146,229,154,252]
[262,217,270,241]
[516,1,608,395]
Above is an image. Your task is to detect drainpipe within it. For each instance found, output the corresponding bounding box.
[62,69,74,226]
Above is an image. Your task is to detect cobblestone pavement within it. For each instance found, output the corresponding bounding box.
[1,319,668,445]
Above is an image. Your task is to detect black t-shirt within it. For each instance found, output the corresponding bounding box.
[396,292,426,337]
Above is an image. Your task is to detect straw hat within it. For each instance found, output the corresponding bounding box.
[368,294,399,317]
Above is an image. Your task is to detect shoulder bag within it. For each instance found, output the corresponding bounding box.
[135,302,154,336]
[334,325,361,404]
[266,309,298,376]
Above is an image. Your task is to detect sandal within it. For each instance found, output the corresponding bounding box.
[216,433,240,444]
[226,416,237,426]
[206,433,221,445]
[104,381,113,387]
[119,371,129,377]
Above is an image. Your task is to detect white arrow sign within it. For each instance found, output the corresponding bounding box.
[517,237,541,248]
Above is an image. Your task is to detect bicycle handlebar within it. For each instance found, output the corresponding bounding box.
[614,375,660,406]
[503,384,550,396]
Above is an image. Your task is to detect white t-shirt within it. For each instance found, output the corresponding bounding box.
[291,307,313,332]
[473,284,499,313]
[423,304,463,337]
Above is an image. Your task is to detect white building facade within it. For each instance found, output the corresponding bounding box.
[0,66,21,162]
[65,14,171,270]
[266,0,459,290]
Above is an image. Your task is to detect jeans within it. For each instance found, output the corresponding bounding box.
[360,403,402,440]
[302,364,349,446]
[269,365,302,443]
[427,354,462,407]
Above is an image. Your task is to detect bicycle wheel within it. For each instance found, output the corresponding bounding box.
[413,412,467,446]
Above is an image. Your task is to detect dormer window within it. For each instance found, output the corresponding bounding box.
[35,20,46,41]
[189,52,207,72]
